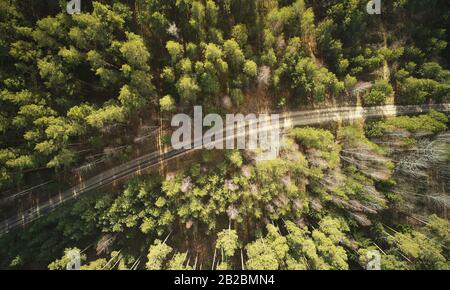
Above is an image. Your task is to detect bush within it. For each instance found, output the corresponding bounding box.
[160,95,175,112]
[363,80,393,106]
[344,74,357,90]
[243,60,257,77]
[367,111,448,137]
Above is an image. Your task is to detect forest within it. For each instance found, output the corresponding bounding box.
[0,0,449,270]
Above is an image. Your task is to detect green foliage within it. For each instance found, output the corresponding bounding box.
[97,177,169,235]
[398,77,439,104]
[80,258,107,270]
[231,24,248,47]
[425,215,450,250]
[176,75,200,102]
[339,126,386,155]
[168,252,192,270]
[344,74,357,90]
[1,0,450,271]
[204,43,223,62]
[0,1,156,184]
[246,224,288,270]
[8,256,23,269]
[367,111,448,137]
[86,105,125,129]
[216,229,239,258]
[388,230,449,270]
[243,60,257,77]
[364,80,393,106]
[118,85,146,113]
[146,240,173,270]
[291,57,344,102]
[246,218,349,270]
[396,62,449,104]
[292,127,336,151]
[160,95,175,112]
[166,41,184,63]
[223,39,245,69]
[226,150,243,167]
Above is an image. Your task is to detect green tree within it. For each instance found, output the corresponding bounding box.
[364,80,393,106]
[146,240,173,270]
[231,24,248,47]
[243,60,257,77]
[176,75,200,102]
[166,40,184,63]
[160,95,176,112]
[216,229,239,258]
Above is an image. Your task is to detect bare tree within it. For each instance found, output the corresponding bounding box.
[395,138,448,179]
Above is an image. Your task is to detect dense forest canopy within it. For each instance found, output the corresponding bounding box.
[0,0,449,270]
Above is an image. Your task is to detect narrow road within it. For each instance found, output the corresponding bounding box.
[1,103,449,236]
